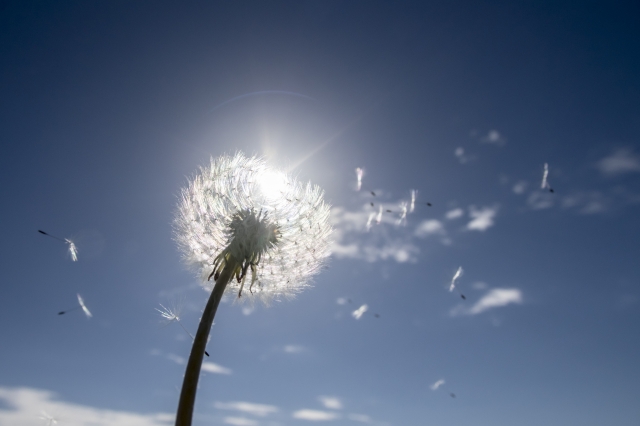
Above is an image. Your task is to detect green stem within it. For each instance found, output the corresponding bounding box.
[175,258,237,426]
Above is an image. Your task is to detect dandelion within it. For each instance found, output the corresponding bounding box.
[38,230,78,261]
[156,302,210,357]
[541,163,554,193]
[352,304,368,320]
[173,152,332,425]
[355,167,364,191]
[449,267,466,300]
[58,293,92,317]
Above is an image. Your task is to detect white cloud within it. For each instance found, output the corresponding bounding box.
[466,206,498,231]
[512,181,527,194]
[214,401,279,417]
[561,191,609,214]
[597,148,640,175]
[348,413,371,423]
[472,281,488,290]
[283,345,305,354]
[469,288,522,314]
[454,147,473,164]
[414,220,445,238]
[445,208,464,220]
[292,410,340,421]
[527,191,554,210]
[480,129,506,146]
[451,288,523,316]
[224,417,259,426]
[317,396,342,410]
[0,387,172,426]
[202,362,232,375]
[166,353,186,365]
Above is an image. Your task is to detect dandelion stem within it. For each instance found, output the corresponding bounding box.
[175,257,237,426]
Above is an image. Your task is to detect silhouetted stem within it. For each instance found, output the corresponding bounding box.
[175,258,237,426]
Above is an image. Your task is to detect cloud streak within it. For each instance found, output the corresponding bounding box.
[0,387,172,426]
[597,148,640,175]
[292,409,340,421]
[451,288,523,316]
[214,401,279,417]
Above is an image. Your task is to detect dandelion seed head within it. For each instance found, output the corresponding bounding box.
[175,152,333,304]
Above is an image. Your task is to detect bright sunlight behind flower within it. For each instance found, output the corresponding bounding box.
[174,152,333,303]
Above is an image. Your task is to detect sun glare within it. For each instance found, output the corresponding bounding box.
[257,169,289,201]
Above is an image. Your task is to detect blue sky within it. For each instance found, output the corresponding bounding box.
[1,1,639,425]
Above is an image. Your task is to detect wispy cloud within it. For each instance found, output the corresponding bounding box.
[597,148,640,175]
[0,387,172,426]
[348,413,372,423]
[527,191,554,210]
[414,220,445,238]
[283,345,305,354]
[454,147,473,164]
[292,409,340,421]
[451,288,523,316]
[318,396,342,410]
[445,208,464,220]
[202,362,232,375]
[223,417,258,426]
[512,181,527,194]
[214,401,279,417]
[466,205,499,231]
[480,129,506,146]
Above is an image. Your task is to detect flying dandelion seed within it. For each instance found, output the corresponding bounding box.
[370,191,376,197]
[58,294,92,317]
[366,212,375,232]
[541,163,554,193]
[156,303,210,357]
[410,190,417,213]
[77,294,92,318]
[430,379,445,391]
[173,152,332,426]
[38,230,78,261]
[376,206,382,225]
[66,239,78,261]
[430,379,457,398]
[355,168,364,191]
[449,267,466,300]
[396,202,408,225]
[352,304,368,320]
[38,411,58,426]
